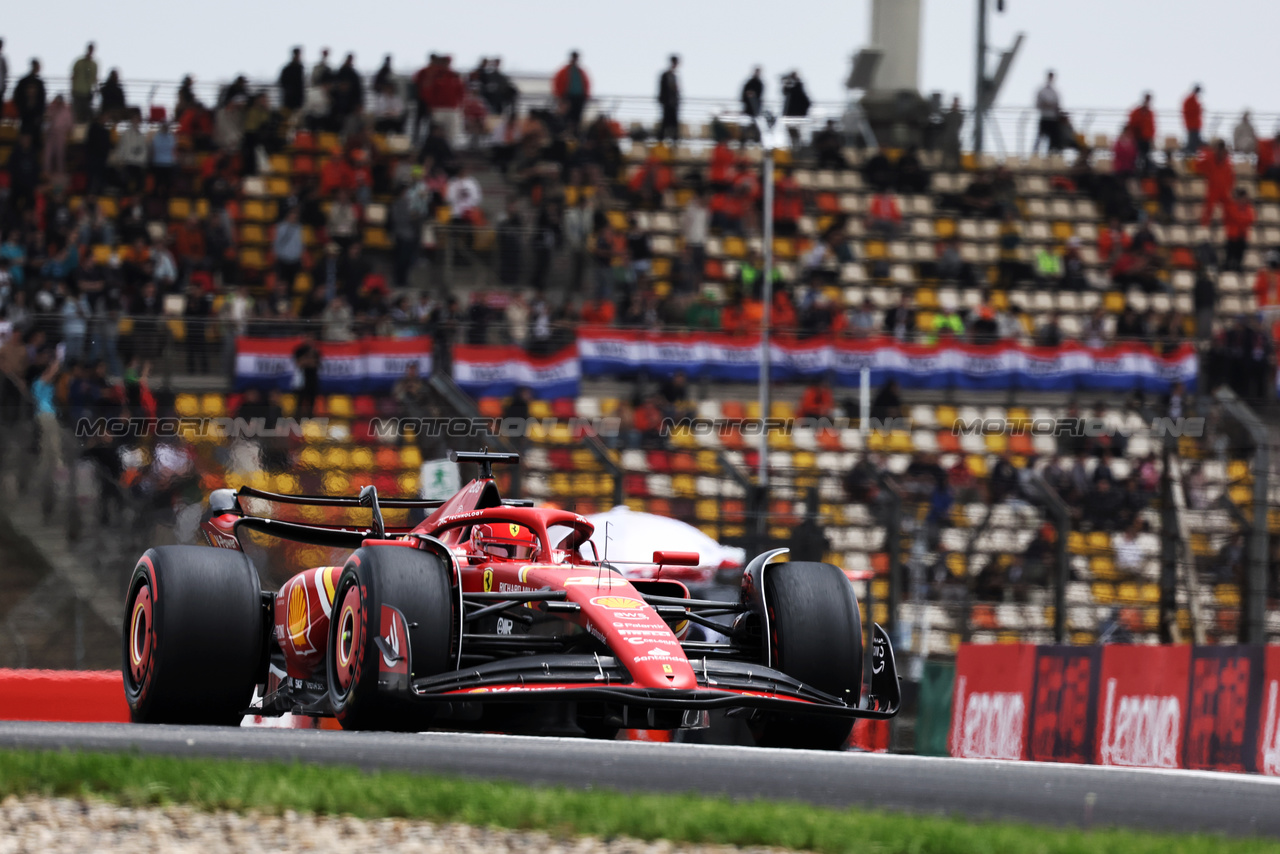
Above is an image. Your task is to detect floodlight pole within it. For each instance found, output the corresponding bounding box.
[974,0,987,154]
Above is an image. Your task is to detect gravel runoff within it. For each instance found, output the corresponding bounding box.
[0,795,809,854]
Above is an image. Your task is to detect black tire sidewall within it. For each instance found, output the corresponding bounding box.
[326,546,454,731]
[122,546,263,725]
[757,561,863,749]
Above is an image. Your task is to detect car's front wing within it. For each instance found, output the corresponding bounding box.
[405,624,901,721]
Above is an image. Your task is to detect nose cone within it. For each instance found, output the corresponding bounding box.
[569,582,697,689]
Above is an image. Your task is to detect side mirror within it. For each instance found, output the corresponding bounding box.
[653,550,699,567]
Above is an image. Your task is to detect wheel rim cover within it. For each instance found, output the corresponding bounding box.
[128,585,154,686]
[334,585,362,692]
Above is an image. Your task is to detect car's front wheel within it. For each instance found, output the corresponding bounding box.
[751,561,863,750]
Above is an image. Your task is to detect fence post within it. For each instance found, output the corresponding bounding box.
[1025,470,1069,644]
[1214,388,1271,645]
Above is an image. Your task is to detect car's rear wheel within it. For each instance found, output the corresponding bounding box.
[122,546,264,725]
[752,561,862,750]
[327,545,455,731]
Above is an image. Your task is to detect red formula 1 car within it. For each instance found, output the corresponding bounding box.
[122,451,898,748]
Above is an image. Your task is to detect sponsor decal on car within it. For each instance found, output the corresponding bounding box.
[611,613,652,622]
[564,575,628,588]
[625,636,682,646]
[483,568,494,592]
[287,583,309,651]
[617,628,673,637]
[498,582,537,593]
[590,596,645,610]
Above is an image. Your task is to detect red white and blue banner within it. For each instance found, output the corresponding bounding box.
[577,330,1197,393]
[238,334,1195,397]
[235,337,432,393]
[451,344,582,400]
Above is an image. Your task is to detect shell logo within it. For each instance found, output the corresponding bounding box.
[590,596,646,610]
[287,584,309,648]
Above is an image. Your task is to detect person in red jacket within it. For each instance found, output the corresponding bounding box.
[772,171,804,237]
[1253,251,1280,315]
[412,54,440,142]
[424,56,465,147]
[552,51,591,131]
[1128,92,1156,173]
[1182,85,1203,154]
[1222,188,1255,273]
[1198,139,1235,226]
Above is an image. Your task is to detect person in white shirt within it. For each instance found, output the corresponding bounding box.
[1034,71,1061,156]
[1233,111,1258,155]
[446,165,482,220]
[1113,520,1146,576]
[680,190,709,273]
[112,116,150,193]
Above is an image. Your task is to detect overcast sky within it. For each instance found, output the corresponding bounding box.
[4,0,1276,132]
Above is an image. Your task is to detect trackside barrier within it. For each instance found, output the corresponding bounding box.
[949,645,1280,775]
[0,669,130,722]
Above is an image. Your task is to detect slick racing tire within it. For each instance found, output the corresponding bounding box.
[122,546,264,725]
[752,561,863,750]
[327,546,455,731]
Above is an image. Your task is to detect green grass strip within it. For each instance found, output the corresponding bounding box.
[0,749,1276,854]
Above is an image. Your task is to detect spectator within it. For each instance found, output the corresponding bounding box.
[1193,259,1217,338]
[70,43,98,122]
[411,53,439,142]
[424,55,464,145]
[1214,532,1245,584]
[43,94,72,175]
[330,53,364,122]
[272,208,304,288]
[1233,111,1258,155]
[781,70,810,119]
[98,68,126,121]
[741,66,764,117]
[553,51,590,132]
[310,48,332,89]
[1112,125,1137,179]
[84,115,111,194]
[657,54,680,142]
[111,114,149,193]
[1182,84,1203,154]
[812,119,846,170]
[1198,140,1235,226]
[13,59,46,143]
[0,39,6,114]
[373,77,407,134]
[1033,70,1060,155]
[1127,93,1156,174]
[446,163,482,221]
[1035,313,1064,348]
[479,58,517,118]
[278,47,306,112]
[1223,188,1255,273]
[797,375,834,420]
[865,190,901,236]
[883,292,915,342]
[868,379,902,423]
[1254,251,1280,323]
[150,121,177,196]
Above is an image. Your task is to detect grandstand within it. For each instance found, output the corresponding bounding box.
[1,44,1278,683]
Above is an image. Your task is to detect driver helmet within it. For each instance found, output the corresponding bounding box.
[473,522,538,561]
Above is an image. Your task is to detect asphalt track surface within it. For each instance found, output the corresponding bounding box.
[2,721,1279,838]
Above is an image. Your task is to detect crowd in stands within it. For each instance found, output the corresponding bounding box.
[0,43,1278,413]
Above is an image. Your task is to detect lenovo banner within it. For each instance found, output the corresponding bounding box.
[954,642,1280,776]
[949,643,1036,760]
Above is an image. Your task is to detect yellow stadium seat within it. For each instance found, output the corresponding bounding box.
[1104,292,1126,313]
[199,394,226,418]
[175,394,199,417]
[400,446,422,469]
[168,198,192,220]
